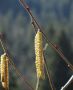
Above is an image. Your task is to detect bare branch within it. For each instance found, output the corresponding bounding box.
[61,75,73,90]
[19,0,73,71]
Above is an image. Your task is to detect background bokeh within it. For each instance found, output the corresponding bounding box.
[0,0,73,90]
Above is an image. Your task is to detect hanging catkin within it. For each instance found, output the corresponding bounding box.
[1,53,9,90]
[35,30,45,79]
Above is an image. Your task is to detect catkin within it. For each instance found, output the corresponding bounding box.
[1,53,9,90]
[35,30,45,79]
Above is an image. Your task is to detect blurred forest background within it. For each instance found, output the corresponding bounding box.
[0,0,73,90]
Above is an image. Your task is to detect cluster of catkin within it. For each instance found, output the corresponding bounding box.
[35,30,45,79]
[0,53,9,90]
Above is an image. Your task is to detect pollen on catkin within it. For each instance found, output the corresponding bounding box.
[1,53,9,90]
[35,30,45,79]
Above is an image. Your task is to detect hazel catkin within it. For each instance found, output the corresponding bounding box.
[1,53,9,90]
[35,30,45,79]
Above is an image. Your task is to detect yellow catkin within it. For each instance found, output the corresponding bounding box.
[1,53,9,90]
[35,30,45,79]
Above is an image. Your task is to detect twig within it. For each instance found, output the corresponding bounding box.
[44,55,56,90]
[32,21,55,90]
[32,20,37,33]
[43,43,48,51]
[35,78,39,90]
[19,0,73,71]
[0,37,34,90]
[61,75,73,90]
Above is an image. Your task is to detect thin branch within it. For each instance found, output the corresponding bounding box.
[44,55,56,90]
[32,21,55,90]
[35,78,39,90]
[32,20,37,33]
[32,19,55,90]
[19,0,73,71]
[0,37,34,90]
[43,43,48,51]
[61,75,73,90]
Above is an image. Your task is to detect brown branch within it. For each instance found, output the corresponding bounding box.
[44,53,56,90]
[19,0,73,71]
[32,21,55,90]
[0,36,34,90]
